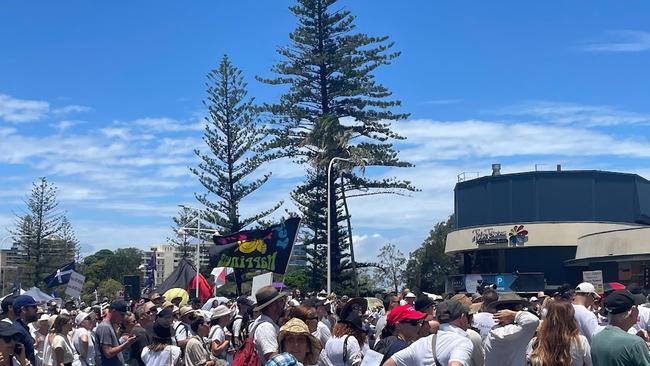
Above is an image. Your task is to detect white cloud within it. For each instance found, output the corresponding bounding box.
[392,119,650,162]
[52,105,92,115]
[496,101,650,126]
[57,183,107,201]
[583,30,650,52]
[51,120,85,132]
[132,117,204,132]
[0,93,49,123]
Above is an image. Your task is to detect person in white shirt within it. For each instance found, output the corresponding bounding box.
[231,296,254,350]
[324,312,368,366]
[624,283,650,337]
[385,299,473,366]
[174,306,199,349]
[471,289,498,341]
[250,286,286,362]
[141,320,182,366]
[72,311,98,366]
[483,293,539,366]
[375,295,400,342]
[208,305,232,361]
[572,282,600,343]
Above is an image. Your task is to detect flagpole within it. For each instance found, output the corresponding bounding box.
[196,217,200,299]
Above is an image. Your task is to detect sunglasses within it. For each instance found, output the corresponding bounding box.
[401,319,424,326]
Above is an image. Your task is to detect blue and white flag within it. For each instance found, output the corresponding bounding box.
[44,262,76,288]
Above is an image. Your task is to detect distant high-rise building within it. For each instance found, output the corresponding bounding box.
[287,242,308,269]
[141,242,214,287]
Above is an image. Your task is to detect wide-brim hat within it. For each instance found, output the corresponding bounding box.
[488,292,529,310]
[278,318,322,364]
[210,305,233,320]
[254,285,286,312]
[340,297,368,319]
[179,306,199,319]
[341,312,364,332]
[152,320,173,340]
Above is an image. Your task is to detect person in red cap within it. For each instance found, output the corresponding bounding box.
[373,304,427,364]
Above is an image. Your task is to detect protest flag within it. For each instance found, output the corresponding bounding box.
[44,261,76,288]
[209,217,301,275]
[211,267,234,288]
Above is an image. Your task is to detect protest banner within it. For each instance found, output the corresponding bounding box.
[65,271,85,298]
[251,272,273,296]
[209,217,301,274]
[582,270,604,294]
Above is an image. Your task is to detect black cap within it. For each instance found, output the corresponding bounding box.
[604,290,642,315]
[157,308,173,319]
[0,322,20,337]
[414,295,435,312]
[236,296,254,306]
[436,299,468,323]
[109,300,128,312]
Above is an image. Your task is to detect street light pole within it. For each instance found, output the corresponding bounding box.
[178,205,220,299]
[327,157,352,295]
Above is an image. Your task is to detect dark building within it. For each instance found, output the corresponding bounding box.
[445,168,650,293]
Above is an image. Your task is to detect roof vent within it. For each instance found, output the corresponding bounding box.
[492,164,501,176]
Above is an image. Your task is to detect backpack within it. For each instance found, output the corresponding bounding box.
[228,314,248,350]
[231,321,265,366]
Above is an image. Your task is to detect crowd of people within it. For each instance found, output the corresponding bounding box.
[1,281,650,366]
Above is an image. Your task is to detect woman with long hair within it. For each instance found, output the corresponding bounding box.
[324,312,367,366]
[527,300,592,366]
[50,313,75,366]
[141,320,182,366]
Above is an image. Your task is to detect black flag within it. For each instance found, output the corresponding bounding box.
[210,218,301,275]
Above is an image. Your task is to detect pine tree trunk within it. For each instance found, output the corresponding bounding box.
[340,175,359,296]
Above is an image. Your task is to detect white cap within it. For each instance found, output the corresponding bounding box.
[576,282,600,299]
[530,296,538,302]
[405,292,416,299]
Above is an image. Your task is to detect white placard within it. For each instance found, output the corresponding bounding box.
[582,270,604,294]
[65,271,85,298]
[361,349,384,366]
[251,272,273,297]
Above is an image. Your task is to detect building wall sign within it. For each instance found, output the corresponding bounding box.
[447,222,642,254]
[472,228,508,246]
[472,225,528,247]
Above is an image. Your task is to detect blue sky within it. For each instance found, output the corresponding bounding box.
[1,1,650,261]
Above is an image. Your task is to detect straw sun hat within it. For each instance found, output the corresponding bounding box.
[278,318,322,365]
